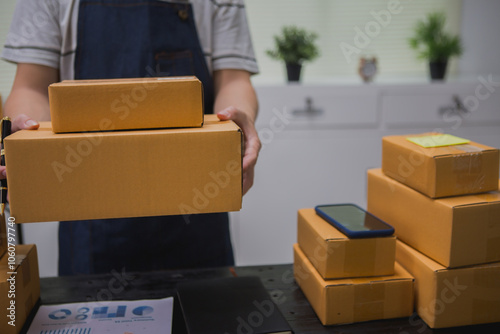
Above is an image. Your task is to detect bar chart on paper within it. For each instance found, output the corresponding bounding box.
[27,298,173,334]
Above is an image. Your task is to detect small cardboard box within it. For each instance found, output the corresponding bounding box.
[382,133,499,198]
[294,243,414,326]
[367,168,500,268]
[396,240,500,328]
[5,115,242,223]
[297,208,396,279]
[0,244,40,334]
[49,76,204,133]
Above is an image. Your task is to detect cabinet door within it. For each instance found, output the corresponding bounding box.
[255,85,379,130]
[382,82,500,128]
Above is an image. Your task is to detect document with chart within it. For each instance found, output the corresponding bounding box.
[27,297,173,334]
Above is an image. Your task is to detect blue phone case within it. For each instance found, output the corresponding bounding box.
[315,203,394,238]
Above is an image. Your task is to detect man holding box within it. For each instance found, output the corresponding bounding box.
[1,0,260,275]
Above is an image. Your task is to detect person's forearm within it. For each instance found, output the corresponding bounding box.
[4,86,51,121]
[213,70,258,123]
[4,63,59,123]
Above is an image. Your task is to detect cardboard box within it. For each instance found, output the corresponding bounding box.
[49,76,204,133]
[5,115,242,223]
[0,216,6,258]
[396,240,500,328]
[293,243,414,326]
[367,168,500,268]
[1,244,40,334]
[382,133,499,198]
[297,208,396,279]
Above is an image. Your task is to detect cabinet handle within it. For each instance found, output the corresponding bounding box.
[292,97,323,116]
[438,95,470,117]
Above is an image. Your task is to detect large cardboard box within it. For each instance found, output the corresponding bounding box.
[293,243,414,326]
[396,240,500,328]
[297,208,396,279]
[0,244,40,334]
[367,168,500,268]
[5,115,242,223]
[49,76,204,133]
[382,133,499,198]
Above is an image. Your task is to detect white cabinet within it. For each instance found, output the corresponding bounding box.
[231,80,500,266]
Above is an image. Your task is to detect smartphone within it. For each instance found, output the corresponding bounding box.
[315,204,394,238]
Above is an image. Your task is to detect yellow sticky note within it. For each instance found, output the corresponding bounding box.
[406,134,470,148]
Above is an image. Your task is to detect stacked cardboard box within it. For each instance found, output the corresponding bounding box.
[4,77,243,224]
[294,208,414,326]
[49,77,205,133]
[0,244,40,334]
[367,133,500,328]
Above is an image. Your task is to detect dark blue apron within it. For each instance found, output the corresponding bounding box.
[58,0,233,276]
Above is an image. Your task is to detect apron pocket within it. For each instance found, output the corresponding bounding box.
[155,50,195,76]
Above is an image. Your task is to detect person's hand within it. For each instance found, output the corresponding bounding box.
[11,113,40,132]
[217,106,261,195]
[0,114,39,180]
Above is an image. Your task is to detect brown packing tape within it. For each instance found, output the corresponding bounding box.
[453,153,485,192]
[487,236,500,262]
[472,298,500,323]
[324,282,354,325]
[453,153,482,175]
[486,203,500,262]
[374,238,391,274]
[330,240,346,276]
[473,265,500,289]
[450,203,493,267]
[471,266,500,323]
[344,239,376,275]
[463,202,500,265]
[353,282,386,321]
[22,255,31,287]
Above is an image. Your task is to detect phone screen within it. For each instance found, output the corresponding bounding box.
[318,204,389,232]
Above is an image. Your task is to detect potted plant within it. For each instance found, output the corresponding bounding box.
[409,12,463,81]
[266,26,319,82]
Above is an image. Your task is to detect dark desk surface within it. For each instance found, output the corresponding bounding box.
[25,264,500,334]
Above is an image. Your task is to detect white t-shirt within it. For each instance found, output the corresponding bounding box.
[1,0,259,80]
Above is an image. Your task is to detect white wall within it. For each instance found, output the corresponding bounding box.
[0,0,17,103]
[458,0,500,77]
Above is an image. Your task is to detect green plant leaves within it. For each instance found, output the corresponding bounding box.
[266,26,320,65]
[408,12,463,62]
